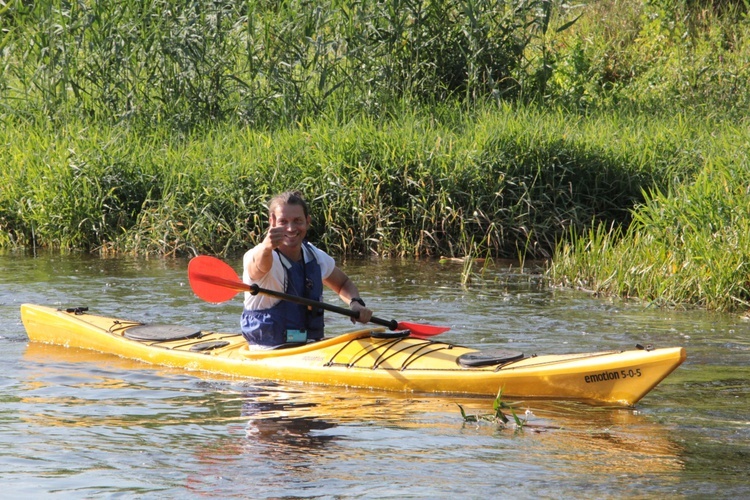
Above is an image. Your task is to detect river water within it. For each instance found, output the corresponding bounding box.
[1,251,748,498]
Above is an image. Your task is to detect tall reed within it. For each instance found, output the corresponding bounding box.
[3,0,750,314]
[1,0,584,130]
[1,104,705,259]
[549,127,750,312]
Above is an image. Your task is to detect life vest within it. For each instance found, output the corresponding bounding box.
[240,242,324,346]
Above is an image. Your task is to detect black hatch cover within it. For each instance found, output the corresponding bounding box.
[123,324,202,341]
[458,349,524,368]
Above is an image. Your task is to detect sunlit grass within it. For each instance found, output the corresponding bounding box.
[549,147,750,312]
[2,0,750,314]
[2,105,708,260]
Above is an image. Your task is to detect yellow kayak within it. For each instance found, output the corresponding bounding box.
[20,303,686,406]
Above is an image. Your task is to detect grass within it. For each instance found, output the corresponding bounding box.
[2,0,750,313]
[549,145,750,312]
[1,105,709,260]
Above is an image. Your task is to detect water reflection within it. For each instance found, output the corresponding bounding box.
[242,393,338,466]
[240,388,689,483]
[23,340,687,481]
[21,343,248,429]
[4,251,750,496]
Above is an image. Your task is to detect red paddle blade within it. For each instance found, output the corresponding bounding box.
[188,255,246,303]
[399,322,451,339]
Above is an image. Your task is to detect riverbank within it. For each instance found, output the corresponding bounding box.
[3,105,748,312]
[0,105,699,258]
[2,0,749,312]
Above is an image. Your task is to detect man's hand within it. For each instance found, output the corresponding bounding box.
[350,301,373,324]
[263,213,285,250]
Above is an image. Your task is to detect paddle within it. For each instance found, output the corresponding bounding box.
[187,255,450,338]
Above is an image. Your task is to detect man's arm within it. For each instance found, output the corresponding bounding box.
[324,267,373,324]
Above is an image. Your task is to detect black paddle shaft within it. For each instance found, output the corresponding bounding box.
[248,283,399,330]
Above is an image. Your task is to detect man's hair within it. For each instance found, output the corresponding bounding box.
[268,191,309,219]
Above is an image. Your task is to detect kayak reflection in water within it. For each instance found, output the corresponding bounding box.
[240,191,373,348]
[242,390,338,454]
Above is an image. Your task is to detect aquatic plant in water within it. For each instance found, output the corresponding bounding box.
[458,388,527,429]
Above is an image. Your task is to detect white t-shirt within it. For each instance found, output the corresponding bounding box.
[242,242,336,311]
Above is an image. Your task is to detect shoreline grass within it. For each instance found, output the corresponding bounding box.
[2,104,720,260]
[549,148,750,313]
[2,0,750,313]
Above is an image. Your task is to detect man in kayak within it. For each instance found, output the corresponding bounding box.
[241,191,373,347]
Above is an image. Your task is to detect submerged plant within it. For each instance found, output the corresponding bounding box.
[458,387,527,429]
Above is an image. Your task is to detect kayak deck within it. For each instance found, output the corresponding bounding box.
[20,304,687,406]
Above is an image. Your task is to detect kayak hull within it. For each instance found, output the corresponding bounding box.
[20,304,686,406]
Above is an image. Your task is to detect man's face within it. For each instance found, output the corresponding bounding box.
[270,203,310,251]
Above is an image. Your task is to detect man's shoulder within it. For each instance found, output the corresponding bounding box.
[304,242,335,263]
[304,241,328,256]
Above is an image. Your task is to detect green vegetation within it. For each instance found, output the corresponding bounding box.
[1,0,749,312]
[549,155,750,312]
[544,0,750,313]
[0,107,687,258]
[458,388,528,429]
